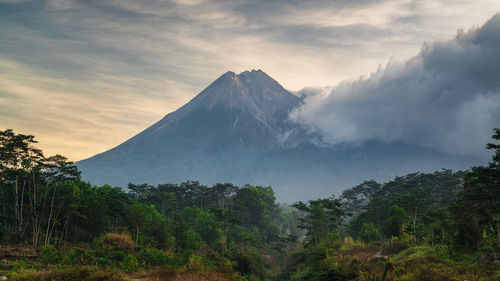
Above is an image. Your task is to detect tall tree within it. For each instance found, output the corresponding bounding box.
[293,196,346,246]
[0,129,43,242]
[451,128,500,252]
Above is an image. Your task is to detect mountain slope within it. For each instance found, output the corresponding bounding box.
[78,70,479,202]
[78,70,305,190]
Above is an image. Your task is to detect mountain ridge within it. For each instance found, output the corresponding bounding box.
[77,70,478,202]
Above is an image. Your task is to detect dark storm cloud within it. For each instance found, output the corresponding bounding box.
[291,14,500,158]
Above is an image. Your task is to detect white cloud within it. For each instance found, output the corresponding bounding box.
[291,14,500,158]
[1,0,500,160]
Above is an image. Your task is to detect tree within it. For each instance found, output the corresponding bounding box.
[293,196,346,246]
[383,205,408,238]
[419,208,451,247]
[486,128,500,166]
[180,206,220,247]
[40,155,80,246]
[0,129,43,242]
[358,222,379,243]
[450,128,500,252]
[233,185,277,237]
[341,180,381,215]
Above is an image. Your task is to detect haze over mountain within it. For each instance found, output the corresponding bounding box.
[78,69,479,202]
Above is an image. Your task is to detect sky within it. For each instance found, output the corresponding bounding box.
[292,13,500,159]
[1,0,500,161]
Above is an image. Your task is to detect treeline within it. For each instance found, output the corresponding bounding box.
[280,129,500,280]
[0,129,302,279]
[342,169,465,244]
[340,131,500,255]
[1,128,499,280]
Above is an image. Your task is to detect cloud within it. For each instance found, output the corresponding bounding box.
[1,0,500,161]
[290,14,500,158]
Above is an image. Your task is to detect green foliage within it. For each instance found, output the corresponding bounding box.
[3,128,500,280]
[281,235,355,281]
[419,208,452,249]
[233,185,278,236]
[70,183,131,242]
[340,180,381,216]
[137,247,177,267]
[96,257,108,268]
[0,128,292,280]
[38,246,59,265]
[65,247,93,265]
[486,127,500,165]
[343,169,465,239]
[451,166,500,252]
[381,238,409,255]
[450,128,500,253]
[382,205,409,238]
[293,197,346,246]
[104,249,127,263]
[178,228,203,252]
[358,223,379,243]
[180,206,221,246]
[121,254,139,273]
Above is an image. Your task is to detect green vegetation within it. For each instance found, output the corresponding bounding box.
[0,128,499,280]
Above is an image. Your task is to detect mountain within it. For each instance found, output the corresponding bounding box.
[78,70,477,202]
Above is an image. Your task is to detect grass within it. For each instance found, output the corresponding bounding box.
[6,266,126,281]
[2,240,499,281]
[98,233,135,253]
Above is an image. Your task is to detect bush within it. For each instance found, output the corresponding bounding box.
[65,247,93,265]
[137,248,177,267]
[106,250,127,262]
[98,233,134,253]
[96,257,109,268]
[382,205,408,238]
[122,254,139,273]
[38,246,59,265]
[358,223,379,243]
[177,229,203,252]
[381,239,409,255]
[343,237,356,248]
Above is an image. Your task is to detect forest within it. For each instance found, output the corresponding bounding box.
[0,128,499,281]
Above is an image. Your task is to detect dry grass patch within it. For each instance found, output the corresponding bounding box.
[99,233,134,253]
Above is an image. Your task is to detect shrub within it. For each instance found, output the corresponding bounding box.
[38,246,59,265]
[106,250,127,262]
[177,229,203,252]
[382,205,409,238]
[344,237,356,249]
[98,233,134,253]
[122,254,139,273]
[137,248,177,267]
[96,257,109,268]
[66,247,93,265]
[185,255,207,274]
[381,239,409,255]
[358,223,379,243]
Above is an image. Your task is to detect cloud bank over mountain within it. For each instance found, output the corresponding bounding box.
[2,0,500,160]
[291,14,500,158]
